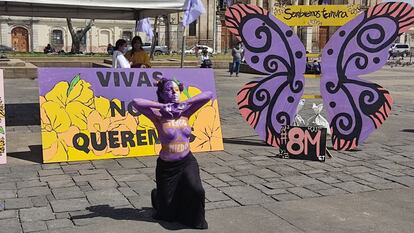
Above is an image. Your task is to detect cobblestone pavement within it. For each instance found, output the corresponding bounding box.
[1,68,414,232]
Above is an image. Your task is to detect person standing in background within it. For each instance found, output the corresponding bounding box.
[230,42,242,77]
[200,49,212,68]
[107,43,114,55]
[125,36,151,68]
[112,39,131,68]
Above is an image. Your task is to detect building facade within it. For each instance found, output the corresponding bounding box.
[0,0,412,54]
[291,0,413,53]
[0,0,221,53]
[219,0,414,53]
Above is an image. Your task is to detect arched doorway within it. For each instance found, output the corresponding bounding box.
[11,27,29,52]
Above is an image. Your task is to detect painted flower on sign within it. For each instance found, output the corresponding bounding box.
[40,75,140,161]
[0,98,4,119]
[86,97,138,156]
[0,137,5,154]
[0,97,5,156]
[44,74,94,130]
[40,96,80,161]
[191,100,223,151]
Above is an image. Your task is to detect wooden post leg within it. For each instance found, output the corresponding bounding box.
[326,148,333,158]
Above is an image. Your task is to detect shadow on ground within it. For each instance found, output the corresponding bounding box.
[223,137,268,147]
[327,146,361,152]
[7,145,43,163]
[6,103,40,126]
[71,205,191,231]
[402,129,414,133]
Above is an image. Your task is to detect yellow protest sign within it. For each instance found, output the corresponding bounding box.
[274,4,361,26]
[0,70,5,164]
[38,68,224,163]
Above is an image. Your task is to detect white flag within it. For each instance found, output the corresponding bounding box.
[136,18,154,40]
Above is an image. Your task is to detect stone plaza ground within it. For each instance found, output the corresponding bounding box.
[1,67,414,232]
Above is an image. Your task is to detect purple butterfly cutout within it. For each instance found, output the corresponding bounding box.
[225,3,414,151]
[226,4,306,147]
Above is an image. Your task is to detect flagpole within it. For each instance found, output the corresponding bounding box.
[180,27,186,68]
[180,0,205,67]
[213,0,217,53]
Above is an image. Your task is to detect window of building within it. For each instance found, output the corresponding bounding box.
[189,20,197,37]
[51,29,63,45]
[100,30,110,46]
[122,31,132,44]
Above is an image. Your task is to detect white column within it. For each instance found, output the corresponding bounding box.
[208,0,214,47]
[31,22,39,52]
[303,0,312,52]
[213,0,217,53]
[217,20,222,53]
[198,0,209,44]
[269,0,275,12]
[293,0,299,34]
[90,25,98,53]
[399,34,406,44]
[159,24,166,46]
[33,22,49,52]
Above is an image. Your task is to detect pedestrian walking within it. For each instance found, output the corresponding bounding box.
[230,42,243,76]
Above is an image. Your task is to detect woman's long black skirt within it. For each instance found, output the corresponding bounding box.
[154,152,208,229]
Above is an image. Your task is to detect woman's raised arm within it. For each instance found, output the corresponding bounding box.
[132,98,164,121]
[182,91,213,117]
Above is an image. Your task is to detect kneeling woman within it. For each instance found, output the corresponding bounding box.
[133,78,212,229]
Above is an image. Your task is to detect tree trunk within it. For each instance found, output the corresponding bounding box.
[150,16,159,60]
[165,15,170,54]
[67,18,94,54]
[72,41,81,53]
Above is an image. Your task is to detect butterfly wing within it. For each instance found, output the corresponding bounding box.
[225,4,306,147]
[321,2,414,150]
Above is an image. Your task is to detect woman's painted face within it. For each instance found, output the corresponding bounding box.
[161,81,180,103]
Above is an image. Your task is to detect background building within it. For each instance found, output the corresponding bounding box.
[0,0,412,54]
[0,17,137,53]
[0,0,221,54]
[219,0,414,53]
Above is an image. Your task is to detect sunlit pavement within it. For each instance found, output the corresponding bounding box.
[1,67,414,233]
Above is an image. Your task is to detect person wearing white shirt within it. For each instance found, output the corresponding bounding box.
[112,39,131,68]
[200,49,212,68]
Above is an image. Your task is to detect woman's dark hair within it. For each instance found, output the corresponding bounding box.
[156,78,184,103]
[131,36,143,51]
[114,39,127,50]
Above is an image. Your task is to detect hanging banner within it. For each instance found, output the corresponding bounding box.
[274,4,361,26]
[0,70,6,164]
[38,68,224,163]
